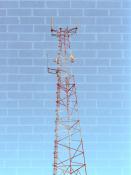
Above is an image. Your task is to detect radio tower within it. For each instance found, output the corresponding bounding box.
[48,17,87,175]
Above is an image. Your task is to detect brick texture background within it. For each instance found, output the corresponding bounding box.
[0,0,131,175]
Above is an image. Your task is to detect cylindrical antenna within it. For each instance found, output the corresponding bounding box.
[51,16,54,31]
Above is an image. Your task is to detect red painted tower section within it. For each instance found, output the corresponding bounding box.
[48,18,87,175]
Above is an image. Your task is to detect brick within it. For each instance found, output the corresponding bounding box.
[8,92,32,99]
[111,92,131,99]
[0,25,6,32]
[33,109,54,116]
[0,92,7,99]
[33,75,55,83]
[85,109,111,116]
[86,75,111,83]
[17,168,45,175]
[0,33,17,40]
[8,25,33,32]
[73,50,96,57]
[111,59,131,66]
[19,84,45,91]
[123,1,131,8]
[34,41,56,49]
[85,9,108,16]
[0,168,17,175]
[8,42,32,49]
[85,58,109,66]
[112,76,131,83]
[0,59,7,65]
[34,25,50,33]
[71,17,95,25]
[20,1,45,8]
[20,115,44,124]
[0,1,18,8]
[0,151,18,159]
[46,1,70,8]
[124,50,131,57]
[85,42,109,50]
[19,34,44,41]
[123,17,131,24]
[110,42,130,49]
[98,50,122,58]
[34,59,46,67]
[0,84,18,91]
[74,67,97,75]
[112,109,131,116]
[124,67,131,75]
[0,42,7,49]
[98,67,123,75]
[33,9,57,16]
[97,100,122,108]
[46,17,70,25]
[122,100,131,108]
[19,67,45,76]
[97,84,122,92]
[0,9,6,16]
[0,75,7,82]
[8,109,32,116]
[20,17,45,24]
[0,117,18,125]
[33,92,54,99]
[110,9,131,16]
[110,25,131,33]
[97,1,121,8]
[96,17,121,25]
[7,126,32,133]
[71,1,95,8]
[97,34,121,41]
[123,84,131,91]
[0,100,18,109]
[86,92,111,100]
[7,9,32,16]
[86,25,109,33]
[19,50,43,57]
[5,160,31,167]
[18,100,43,108]
[0,17,19,24]
[75,34,95,41]
[59,9,83,16]
[0,67,18,74]
[71,42,84,49]
[8,58,32,66]
[0,50,17,57]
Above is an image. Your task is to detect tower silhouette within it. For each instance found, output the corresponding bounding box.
[48,18,87,175]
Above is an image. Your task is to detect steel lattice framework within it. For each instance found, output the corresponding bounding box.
[48,18,87,175]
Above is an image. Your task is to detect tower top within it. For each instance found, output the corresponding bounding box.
[51,17,78,37]
[50,17,78,65]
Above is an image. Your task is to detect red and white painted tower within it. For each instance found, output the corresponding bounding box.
[48,18,87,175]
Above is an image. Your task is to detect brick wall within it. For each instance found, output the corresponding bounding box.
[0,0,130,175]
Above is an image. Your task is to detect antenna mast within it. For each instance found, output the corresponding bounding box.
[48,17,87,175]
